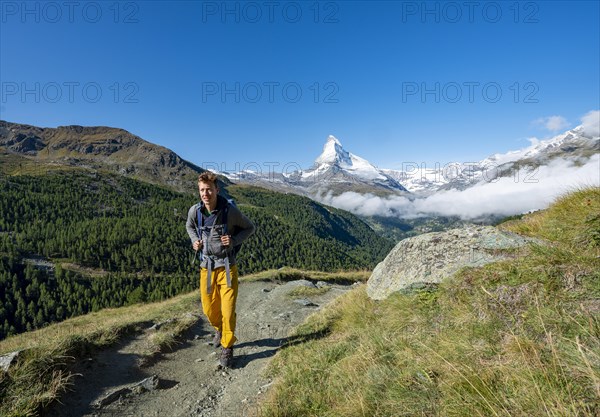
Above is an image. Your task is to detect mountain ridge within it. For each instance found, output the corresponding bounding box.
[385,125,599,193]
[5,119,595,200]
[0,120,206,192]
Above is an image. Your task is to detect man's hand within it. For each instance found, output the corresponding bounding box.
[220,235,232,247]
[193,240,203,251]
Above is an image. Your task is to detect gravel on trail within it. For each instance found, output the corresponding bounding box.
[44,279,355,417]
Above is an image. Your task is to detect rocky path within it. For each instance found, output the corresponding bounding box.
[45,279,353,417]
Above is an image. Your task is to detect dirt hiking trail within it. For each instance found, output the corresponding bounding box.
[44,279,355,417]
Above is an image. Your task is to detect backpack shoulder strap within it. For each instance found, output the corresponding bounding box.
[221,199,231,234]
[223,199,243,256]
[196,202,205,231]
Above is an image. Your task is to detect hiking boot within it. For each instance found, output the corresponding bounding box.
[212,331,222,348]
[220,347,234,368]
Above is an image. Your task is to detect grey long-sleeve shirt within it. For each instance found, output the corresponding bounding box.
[186,197,255,268]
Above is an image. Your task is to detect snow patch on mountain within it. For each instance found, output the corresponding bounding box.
[480,126,590,167]
[382,166,449,194]
[384,124,598,193]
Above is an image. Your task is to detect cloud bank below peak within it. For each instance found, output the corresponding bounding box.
[317,154,600,220]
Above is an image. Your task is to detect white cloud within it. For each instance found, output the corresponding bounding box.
[581,110,600,137]
[533,115,570,132]
[317,155,600,220]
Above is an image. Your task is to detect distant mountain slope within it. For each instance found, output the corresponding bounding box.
[0,120,205,192]
[229,184,394,271]
[0,170,392,339]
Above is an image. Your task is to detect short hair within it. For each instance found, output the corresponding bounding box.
[198,171,218,186]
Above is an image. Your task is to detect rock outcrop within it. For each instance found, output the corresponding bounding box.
[0,350,22,372]
[367,225,535,300]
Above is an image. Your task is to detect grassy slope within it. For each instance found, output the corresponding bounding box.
[259,187,600,417]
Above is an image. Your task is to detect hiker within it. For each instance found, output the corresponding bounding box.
[186,171,255,368]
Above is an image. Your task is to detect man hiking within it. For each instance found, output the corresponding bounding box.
[186,171,255,368]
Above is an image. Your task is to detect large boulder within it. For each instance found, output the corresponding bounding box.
[367,225,534,300]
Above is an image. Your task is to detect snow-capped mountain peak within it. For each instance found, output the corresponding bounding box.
[302,135,407,191]
[315,135,352,166]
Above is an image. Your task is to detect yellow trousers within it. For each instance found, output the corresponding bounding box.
[200,265,238,348]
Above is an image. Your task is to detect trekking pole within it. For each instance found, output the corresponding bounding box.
[191,239,202,266]
[191,248,197,266]
[192,242,200,266]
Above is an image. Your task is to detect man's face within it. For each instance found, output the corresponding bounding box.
[199,181,218,208]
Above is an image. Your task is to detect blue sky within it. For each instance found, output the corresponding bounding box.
[1,1,599,173]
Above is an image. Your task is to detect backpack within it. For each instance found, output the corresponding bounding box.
[196,198,243,257]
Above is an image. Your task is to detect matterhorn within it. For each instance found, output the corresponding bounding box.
[298,135,408,195]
